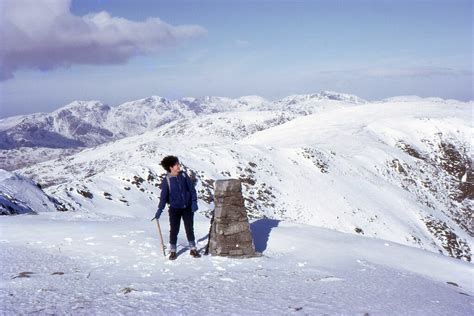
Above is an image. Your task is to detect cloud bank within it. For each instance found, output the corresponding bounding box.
[0,0,206,80]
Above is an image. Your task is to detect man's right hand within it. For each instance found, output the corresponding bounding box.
[155,209,163,220]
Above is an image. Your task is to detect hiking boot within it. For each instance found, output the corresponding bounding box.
[190,249,201,258]
[169,251,177,260]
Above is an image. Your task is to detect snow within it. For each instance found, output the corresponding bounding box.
[0,91,364,152]
[1,91,473,314]
[0,211,472,315]
[0,169,57,214]
[12,96,472,261]
[0,115,28,132]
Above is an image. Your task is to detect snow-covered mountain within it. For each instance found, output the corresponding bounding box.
[0,91,364,170]
[8,93,472,262]
[0,101,111,149]
[0,169,67,215]
[0,95,261,149]
[1,92,473,314]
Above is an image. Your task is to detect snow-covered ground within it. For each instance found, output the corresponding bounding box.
[0,211,472,315]
[1,92,472,314]
[15,96,472,261]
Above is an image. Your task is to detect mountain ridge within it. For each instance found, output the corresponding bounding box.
[7,95,471,262]
[0,91,364,148]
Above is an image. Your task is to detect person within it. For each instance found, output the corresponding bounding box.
[154,155,201,260]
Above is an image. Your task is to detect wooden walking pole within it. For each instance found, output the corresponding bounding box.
[204,208,215,255]
[152,218,167,256]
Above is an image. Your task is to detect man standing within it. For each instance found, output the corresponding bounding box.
[154,155,201,260]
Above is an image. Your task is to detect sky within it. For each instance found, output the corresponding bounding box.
[0,0,472,118]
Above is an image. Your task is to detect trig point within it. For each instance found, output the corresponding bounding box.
[209,179,258,257]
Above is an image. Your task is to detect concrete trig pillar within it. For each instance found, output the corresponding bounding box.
[209,179,257,257]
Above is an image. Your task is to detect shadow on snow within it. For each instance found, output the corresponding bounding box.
[250,218,280,253]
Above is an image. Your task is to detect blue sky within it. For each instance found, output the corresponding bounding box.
[0,0,472,118]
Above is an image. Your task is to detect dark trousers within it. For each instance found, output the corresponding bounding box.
[168,206,195,247]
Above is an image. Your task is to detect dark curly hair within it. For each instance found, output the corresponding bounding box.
[160,155,180,172]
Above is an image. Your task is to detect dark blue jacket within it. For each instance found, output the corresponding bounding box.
[157,171,197,214]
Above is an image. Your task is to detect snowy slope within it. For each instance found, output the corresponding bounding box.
[0,170,67,215]
[0,147,82,171]
[15,96,473,262]
[238,99,473,260]
[1,92,473,314]
[0,91,362,169]
[0,212,472,315]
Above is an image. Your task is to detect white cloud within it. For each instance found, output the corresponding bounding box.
[0,0,207,80]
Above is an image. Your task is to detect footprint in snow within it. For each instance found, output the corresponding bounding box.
[119,287,137,294]
[11,272,34,279]
[51,272,64,276]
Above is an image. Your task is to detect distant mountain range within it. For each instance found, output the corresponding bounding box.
[0,91,366,150]
[1,91,472,262]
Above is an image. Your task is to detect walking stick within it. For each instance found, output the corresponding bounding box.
[152,218,167,256]
[204,209,215,255]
